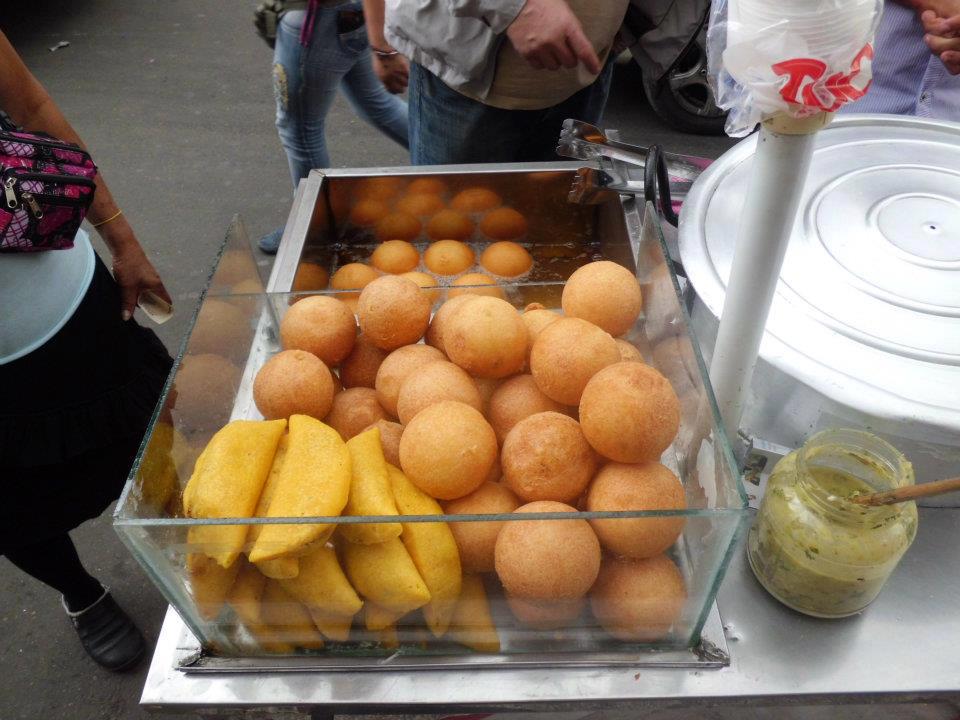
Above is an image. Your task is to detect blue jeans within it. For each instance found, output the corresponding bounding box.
[273,5,409,185]
[408,60,615,165]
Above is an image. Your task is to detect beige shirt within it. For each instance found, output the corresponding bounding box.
[385,0,629,110]
[480,0,630,110]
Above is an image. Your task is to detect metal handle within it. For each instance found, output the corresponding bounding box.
[644,145,679,228]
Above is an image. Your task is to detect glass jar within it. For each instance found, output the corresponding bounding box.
[747,429,918,618]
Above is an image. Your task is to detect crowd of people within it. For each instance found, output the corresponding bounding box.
[1,0,960,678]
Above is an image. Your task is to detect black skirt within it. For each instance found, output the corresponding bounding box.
[0,256,173,551]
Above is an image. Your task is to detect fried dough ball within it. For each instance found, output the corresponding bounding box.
[326,387,389,441]
[394,192,445,217]
[370,240,420,274]
[480,241,533,277]
[590,555,686,641]
[443,482,521,573]
[293,262,329,292]
[357,275,431,351]
[501,412,596,503]
[529,317,619,405]
[448,272,506,300]
[400,271,441,304]
[494,501,600,600]
[349,198,391,227]
[562,260,643,337]
[585,462,686,558]
[480,207,528,240]
[506,594,585,630]
[425,294,475,351]
[280,295,357,366]
[366,419,403,467]
[443,296,527,378]
[374,344,447,417]
[399,401,497,500]
[407,177,448,196]
[338,333,389,389]
[487,374,566,444]
[424,240,475,276]
[375,212,421,242]
[615,338,644,363]
[253,349,335,420]
[450,187,502,213]
[579,362,680,463]
[426,208,474,241]
[396,360,483,425]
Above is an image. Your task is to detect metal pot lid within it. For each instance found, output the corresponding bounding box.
[679,114,960,435]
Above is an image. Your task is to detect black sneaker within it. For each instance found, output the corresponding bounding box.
[63,588,146,672]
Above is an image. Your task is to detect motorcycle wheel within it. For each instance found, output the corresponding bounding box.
[642,35,726,136]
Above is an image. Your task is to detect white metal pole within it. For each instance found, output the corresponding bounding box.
[709,115,826,443]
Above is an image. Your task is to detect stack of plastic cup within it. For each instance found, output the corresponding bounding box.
[729,0,877,57]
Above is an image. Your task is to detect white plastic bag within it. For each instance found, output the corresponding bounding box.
[707,0,883,136]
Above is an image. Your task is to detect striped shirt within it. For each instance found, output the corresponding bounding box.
[840,1,960,120]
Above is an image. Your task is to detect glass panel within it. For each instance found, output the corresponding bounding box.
[116,170,747,662]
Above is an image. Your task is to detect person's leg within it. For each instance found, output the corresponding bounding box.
[5,533,102,610]
[6,532,145,671]
[408,62,535,165]
[519,60,617,162]
[340,47,409,150]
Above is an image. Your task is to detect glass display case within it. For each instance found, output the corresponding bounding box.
[115,165,748,665]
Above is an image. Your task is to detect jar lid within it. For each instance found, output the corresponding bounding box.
[679,115,960,434]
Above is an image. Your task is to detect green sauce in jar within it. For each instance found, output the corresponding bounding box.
[747,430,918,618]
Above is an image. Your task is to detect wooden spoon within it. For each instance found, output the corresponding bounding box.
[851,476,960,507]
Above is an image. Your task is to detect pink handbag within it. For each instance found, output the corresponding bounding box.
[0,112,97,253]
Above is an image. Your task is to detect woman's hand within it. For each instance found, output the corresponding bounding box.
[373,51,410,93]
[104,225,172,321]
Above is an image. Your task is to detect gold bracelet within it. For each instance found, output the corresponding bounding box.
[91,209,123,228]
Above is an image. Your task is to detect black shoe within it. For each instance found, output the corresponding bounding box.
[63,588,146,672]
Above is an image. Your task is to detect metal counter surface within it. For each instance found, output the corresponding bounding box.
[141,508,960,715]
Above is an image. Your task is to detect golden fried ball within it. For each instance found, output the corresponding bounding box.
[480,241,533,277]
[375,212,422,242]
[425,294,475,351]
[349,198,391,227]
[173,354,241,434]
[487,374,566,443]
[501,412,596,503]
[326,387,389,441]
[331,263,380,291]
[529,317,620,405]
[407,177,448,196]
[450,187,502,213]
[579,362,681,463]
[426,208,474,241]
[399,401,497,500]
[338,333,389,389]
[253,349,334,420]
[480,207,528,240]
[443,482,521,573]
[615,338,644,363]
[374,344,447,417]
[400,271,441,304]
[590,555,686,641]
[394,192,446,217]
[357,275,432,351]
[521,307,561,359]
[494,501,601,600]
[280,295,357,366]
[448,272,506,300]
[506,594,585,630]
[293,262,329,292]
[354,176,405,202]
[473,376,501,411]
[562,260,643,337]
[365,419,403,467]
[444,296,527,378]
[586,462,686,559]
[190,299,251,356]
[370,240,420,274]
[396,360,483,425]
[424,239,475,276]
